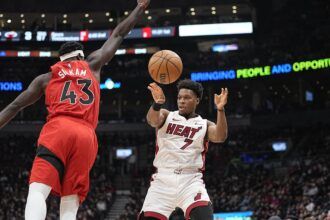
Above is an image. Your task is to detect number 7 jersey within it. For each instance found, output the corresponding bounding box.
[46,60,100,129]
[154,111,209,171]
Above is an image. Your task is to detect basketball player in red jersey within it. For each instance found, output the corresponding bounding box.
[0,0,149,219]
[139,80,228,220]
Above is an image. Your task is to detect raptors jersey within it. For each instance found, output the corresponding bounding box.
[154,111,209,171]
[46,60,100,129]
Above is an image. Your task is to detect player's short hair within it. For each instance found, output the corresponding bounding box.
[177,79,203,99]
[58,41,84,56]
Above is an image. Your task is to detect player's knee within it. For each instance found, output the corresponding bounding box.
[169,207,185,220]
[189,203,213,220]
[138,212,161,220]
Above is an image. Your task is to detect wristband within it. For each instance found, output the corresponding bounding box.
[152,102,162,111]
[217,108,225,112]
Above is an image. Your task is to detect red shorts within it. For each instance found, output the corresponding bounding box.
[29,116,98,203]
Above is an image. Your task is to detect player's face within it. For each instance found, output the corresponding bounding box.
[177,89,199,115]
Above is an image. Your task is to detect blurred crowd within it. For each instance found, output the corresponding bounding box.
[209,158,330,219]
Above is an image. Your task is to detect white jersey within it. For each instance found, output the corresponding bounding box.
[154,111,208,170]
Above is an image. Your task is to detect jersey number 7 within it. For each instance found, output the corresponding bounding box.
[60,79,94,105]
[181,138,193,150]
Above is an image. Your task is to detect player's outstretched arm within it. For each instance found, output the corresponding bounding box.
[87,0,150,79]
[146,82,169,128]
[0,73,50,129]
[207,88,229,143]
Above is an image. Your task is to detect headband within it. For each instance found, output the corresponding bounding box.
[60,50,84,61]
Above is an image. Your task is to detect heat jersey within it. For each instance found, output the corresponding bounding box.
[46,60,100,129]
[154,111,209,171]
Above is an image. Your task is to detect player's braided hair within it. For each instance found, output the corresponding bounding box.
[177,79,203,99]
[58,41,84,56]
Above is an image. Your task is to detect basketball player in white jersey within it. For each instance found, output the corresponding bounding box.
[139,79,228,220]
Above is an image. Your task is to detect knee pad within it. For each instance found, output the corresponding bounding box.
[189,203,213,220]
[29,182,52,199]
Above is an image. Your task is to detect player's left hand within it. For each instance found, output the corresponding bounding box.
[137,0,150,9]
[214,88,228,110]
[148,82,166,104]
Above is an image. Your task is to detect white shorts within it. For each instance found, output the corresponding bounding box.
[140,170,210,219]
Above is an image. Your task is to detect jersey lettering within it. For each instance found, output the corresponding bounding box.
[60,79,94,105]
[77,79,94,105]
[180,138,193,150]
[166,123,202,139]
[58,68,87,79]
[60,81,77,104]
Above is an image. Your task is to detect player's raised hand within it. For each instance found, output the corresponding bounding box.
[137,0,150,9]
[214,88,228,110]
[148,82,165,104]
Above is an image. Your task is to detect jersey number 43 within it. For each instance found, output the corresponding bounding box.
[60,79,94,105]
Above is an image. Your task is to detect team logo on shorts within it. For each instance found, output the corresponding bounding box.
[194,192,202,201]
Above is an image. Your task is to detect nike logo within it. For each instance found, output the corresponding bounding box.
[172,118,182,121]
[194,122,204,125]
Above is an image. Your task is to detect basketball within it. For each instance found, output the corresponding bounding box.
[148,50,183,85]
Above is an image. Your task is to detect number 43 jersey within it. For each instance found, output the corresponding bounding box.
[46,60,100,129]
[154,111,209,171]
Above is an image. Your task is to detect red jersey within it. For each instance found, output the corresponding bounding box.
[46,60,100,129]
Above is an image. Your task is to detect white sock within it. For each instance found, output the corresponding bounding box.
[25,182,52,220]
[60,195,79,220]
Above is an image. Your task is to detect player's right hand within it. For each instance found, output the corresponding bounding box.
[137,0,150,9]
[148,82,165,104]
